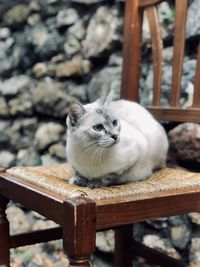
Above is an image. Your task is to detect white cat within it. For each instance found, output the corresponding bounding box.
[66,91,168,188]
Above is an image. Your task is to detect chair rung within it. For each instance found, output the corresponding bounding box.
[10,227,62,248]
[132,240,186,267]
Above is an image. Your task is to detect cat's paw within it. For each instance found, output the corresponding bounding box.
[69,176,88,187]
[86,179,103,189]
[69,176,103,188]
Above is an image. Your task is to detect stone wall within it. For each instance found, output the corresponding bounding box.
[0,0,125,168]
[1,0,200,266]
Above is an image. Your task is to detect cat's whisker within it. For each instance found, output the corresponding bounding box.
[98,145,105,163]
[80,142,98,161]
[94,146,100,164]
[96,146,103,164]
[91,145,104,165]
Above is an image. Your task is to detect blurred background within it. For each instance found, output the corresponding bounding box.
[0,0,200,266]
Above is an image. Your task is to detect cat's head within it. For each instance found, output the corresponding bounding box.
[67,90,120,148]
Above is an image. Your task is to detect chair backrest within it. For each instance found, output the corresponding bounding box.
[121,0,200,122]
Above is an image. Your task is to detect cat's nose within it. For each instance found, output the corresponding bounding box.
[111,135,118,142]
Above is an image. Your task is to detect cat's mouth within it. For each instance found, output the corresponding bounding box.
[99,136,120,148]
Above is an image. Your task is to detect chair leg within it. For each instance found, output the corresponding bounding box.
[0,196,10,267]
[62,197,96,267]
[114,224,133,267]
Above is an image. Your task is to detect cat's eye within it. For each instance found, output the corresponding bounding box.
[113,120,118,127]
[93,124,104,132]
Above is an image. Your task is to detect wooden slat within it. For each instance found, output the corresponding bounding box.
[114,225,133,267]
[139,0,163,7]
[96,187,200,229]
[146,6,163,106]
[121,0,143,101]
[10,227,62,248]
[148,106,200,122]
[0,173,65,225]
[170,0,188,107]
[192,42,200,107]
[132,241,186,267]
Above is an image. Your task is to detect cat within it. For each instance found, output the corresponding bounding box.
[66,90,168,188]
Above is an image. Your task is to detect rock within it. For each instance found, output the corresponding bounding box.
[0,151,15,168]
[0,75,31,97]
[29,1,40,12]
[56,8,79,27]
[32,62,56,78]
[28,24,49,47]
[4,38,14,49]
[28,25,63,60]
[0,57,13,77]
[32,219,58,231]
[168,123,200,167]
[143,235,181,260]
[10,38,33,71]
[41,153,61,166]
[8,97,33,116]
[158,2,175,39]
[16,148,41,167]
[146,218,168,230]
[0,27,11,39]
[51,53,65,63]
[35,31,63,60]
[27,12,41,26]
[108,53,123,66]
[183,59,197,81]
[66,83,88,103]
[96,230,114,253]
[64,21,86,57]
[190,238,200,264]
[56,57,91,77]
[0,97,9,117]
[170,224,192,250]
[87,66,121,102]
[0,120,11,146]
[3,4,30,27]
[189,213,200,225]
[182,82,194,108]
[181,59,197,106]
[64,36,81,57]
[6,205,30,235]
[186,0,200,38]
[49,143,66,160]
[34,122,65,150]
[168,215,189,226]
[68,21,86,41]
[82,6,122,58]
[32,81,77,119]
[163,47,173,63]
[11,118,38,151]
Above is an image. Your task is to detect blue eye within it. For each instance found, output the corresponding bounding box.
[93,124,104,131]
[113,120,118,127]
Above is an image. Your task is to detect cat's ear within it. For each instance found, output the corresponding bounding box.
[97,89,113,106]
[68,102,86,126]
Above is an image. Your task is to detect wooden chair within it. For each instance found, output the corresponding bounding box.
[0,0,200,266]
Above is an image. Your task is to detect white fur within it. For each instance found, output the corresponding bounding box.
[66,99,168,185]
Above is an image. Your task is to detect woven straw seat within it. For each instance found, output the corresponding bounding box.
[6,164,200,201]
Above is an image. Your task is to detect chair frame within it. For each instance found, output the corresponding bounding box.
[1,0,200,266]
[1,168,199,267]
